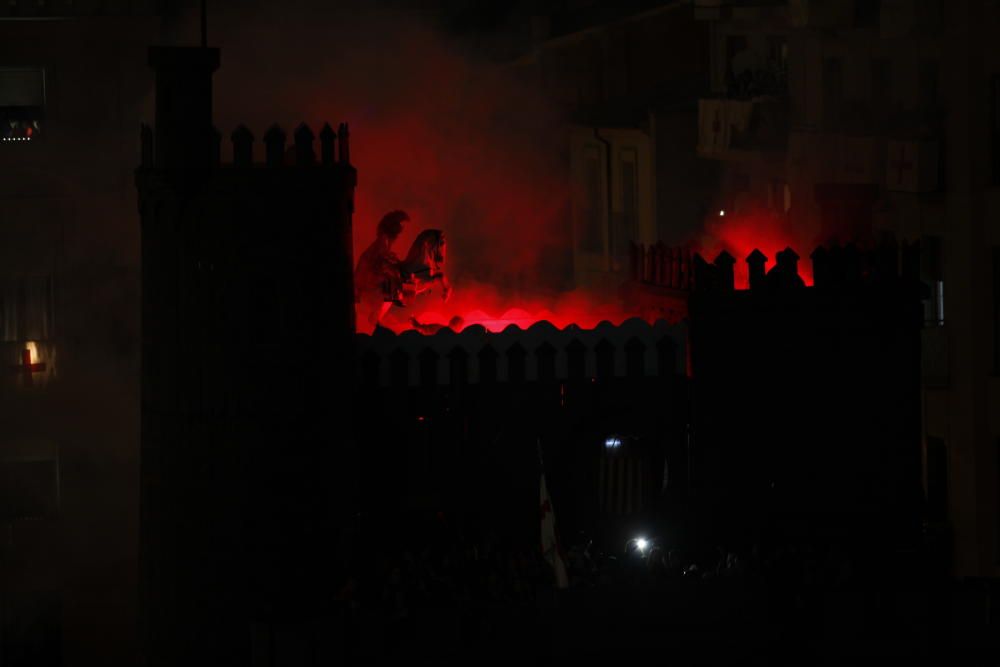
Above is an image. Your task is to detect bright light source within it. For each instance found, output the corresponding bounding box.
[635,538,649,552]
[719,209,726,217]
[604,436,622,450]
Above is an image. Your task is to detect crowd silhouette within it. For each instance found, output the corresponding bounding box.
[328,512,954,664]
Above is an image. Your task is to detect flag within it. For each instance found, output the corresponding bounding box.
[539,453,569,589]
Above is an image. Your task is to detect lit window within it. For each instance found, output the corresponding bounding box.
[1,67,45,142]
[2,277,56,388]
[604,436,622,450]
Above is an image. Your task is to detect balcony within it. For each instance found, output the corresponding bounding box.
[697,95,788,161]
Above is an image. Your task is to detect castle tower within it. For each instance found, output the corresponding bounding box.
[149,46,219,169]
[136,46,357,666]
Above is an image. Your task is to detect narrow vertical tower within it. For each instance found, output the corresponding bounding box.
[136,45,357,666]
[148,46,219,169]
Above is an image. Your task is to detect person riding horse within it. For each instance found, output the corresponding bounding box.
[355,210,409,331]
[396,229,452,306]
[355,212,452,332]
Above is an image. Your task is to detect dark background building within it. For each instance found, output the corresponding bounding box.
[1,4,164,665]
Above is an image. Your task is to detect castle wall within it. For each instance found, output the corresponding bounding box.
[135,46,358,665]
[698,0,1000,578]
[353,318,691,550]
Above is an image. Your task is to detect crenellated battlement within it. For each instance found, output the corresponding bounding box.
[361,238,921,391]
[356,317,687,388]
[139,121,352,169]
[631,235,922,294]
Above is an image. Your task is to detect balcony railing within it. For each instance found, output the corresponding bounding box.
[697,95,788,159]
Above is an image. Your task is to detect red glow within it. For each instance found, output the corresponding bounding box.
[370,280,638,334]
[208,11,818,334]
[248,22,580,334]
[693,207,817,289]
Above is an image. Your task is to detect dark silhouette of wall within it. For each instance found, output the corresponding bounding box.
[689,240,925,551]
[135,45,357,666]
[353,319,690,549]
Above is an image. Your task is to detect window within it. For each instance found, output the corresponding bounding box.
[993,247,1000,374]
[1,276,55,341]
[870,57,892,128]
[996,439,1000,563]
[767,35,788,73]
[727,34,787,98]
[991,75,1000,185]
[0,67,44,142]
[922,236,944,326]
[765,35,788,95]
[930,280,945,325]
[617,149,638,269]
[3,277,58,389]
[823,57,844,129]
[580,147,604,253]
[919,60,940,110]
[871,58,891,101]
[725,34,749,95]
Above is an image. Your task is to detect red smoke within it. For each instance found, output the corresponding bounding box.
[325,31,587,334]
[212,5,568,273]
[693,207,817,289]
[210,3,817,334]
[208,6,587,334]
[380,280,634,334]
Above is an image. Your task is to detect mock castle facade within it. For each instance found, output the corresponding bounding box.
[356,236,925,553]
[134,41,927,667]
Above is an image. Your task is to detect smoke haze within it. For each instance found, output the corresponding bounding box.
[208,1,573,310]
